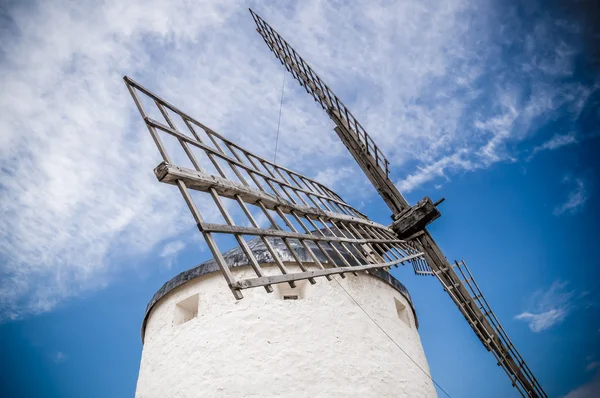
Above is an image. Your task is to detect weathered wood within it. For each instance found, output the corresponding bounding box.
[154,162,392,233]
[173,179,243,300]
[197,223,404,251]
[208,187,273,293]
[235,195,296,288]
[273,207,331,280]
[147,117,355,212]
[232,252,425,289]
[390,197,441,239]
[125,76,339,205]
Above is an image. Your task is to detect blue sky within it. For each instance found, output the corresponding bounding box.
[0,0,599,397]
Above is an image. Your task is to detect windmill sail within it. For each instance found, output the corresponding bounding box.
[249,9,408,216]
[124,76,425,300]
[250,9,547,398]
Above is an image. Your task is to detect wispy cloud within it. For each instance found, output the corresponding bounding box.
[159,241,186,269]
[515,281,577,332]
[314,165,376,202]
[0,0,596,320]
[391,11,596,191]
[527,133,578,161]
[553,178,588,216]
[514,309,568,333]
[396,152,475,193]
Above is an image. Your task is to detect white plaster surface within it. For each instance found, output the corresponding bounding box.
[136,265,437,397]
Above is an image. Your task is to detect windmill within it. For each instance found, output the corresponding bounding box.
[126,8,547,398]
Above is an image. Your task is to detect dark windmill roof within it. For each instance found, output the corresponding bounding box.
[141,236,418,341]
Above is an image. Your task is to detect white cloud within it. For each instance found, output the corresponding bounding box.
[391,18,593,191]
[0,0,594,320]
[313,165,376,202]
[554,178,588,216]
[527,132,578,160]
[159,240,186,269]
[314,166,355,188]
[474,91,520,165]
[515,281,576,332]
[514,308,568,333]
[160,241,186,258]
[396,152,475,193]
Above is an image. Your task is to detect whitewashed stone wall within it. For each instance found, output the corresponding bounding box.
[136,265,437,397]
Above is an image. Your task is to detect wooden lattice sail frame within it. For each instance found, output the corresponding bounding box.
[124,77,425,300]
[124,8,549,397]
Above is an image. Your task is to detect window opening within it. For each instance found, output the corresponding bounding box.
[174,293,199,325]
[394,297,411,328]
[276,280,307,300]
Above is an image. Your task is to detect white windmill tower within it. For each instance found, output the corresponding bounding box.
[128,9,547,398]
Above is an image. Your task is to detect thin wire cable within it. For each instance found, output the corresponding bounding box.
[332,276,453,398]
[273,70,286,165]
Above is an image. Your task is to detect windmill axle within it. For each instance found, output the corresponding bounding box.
[390,196,442,239]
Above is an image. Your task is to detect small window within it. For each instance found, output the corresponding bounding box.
[276,281,307,300]
[174,294,199,325]
[394,298,411,328]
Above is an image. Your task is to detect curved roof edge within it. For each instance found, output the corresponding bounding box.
[141,238,419,342]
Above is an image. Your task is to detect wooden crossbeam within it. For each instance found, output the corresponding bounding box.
[232,252,424,289]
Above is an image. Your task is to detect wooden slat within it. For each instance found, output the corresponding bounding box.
[154,162,393,232]
[233,252,425,289]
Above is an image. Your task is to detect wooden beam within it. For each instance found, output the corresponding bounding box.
[390,196,441,239]
[154,162,391,232]
[232,252,425,289]
[199,223,405,246]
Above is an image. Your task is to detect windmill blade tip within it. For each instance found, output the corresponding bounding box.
[248,8,262,19]
[123,75,135,86]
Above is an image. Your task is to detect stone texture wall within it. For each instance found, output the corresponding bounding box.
[136,265,437,397]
